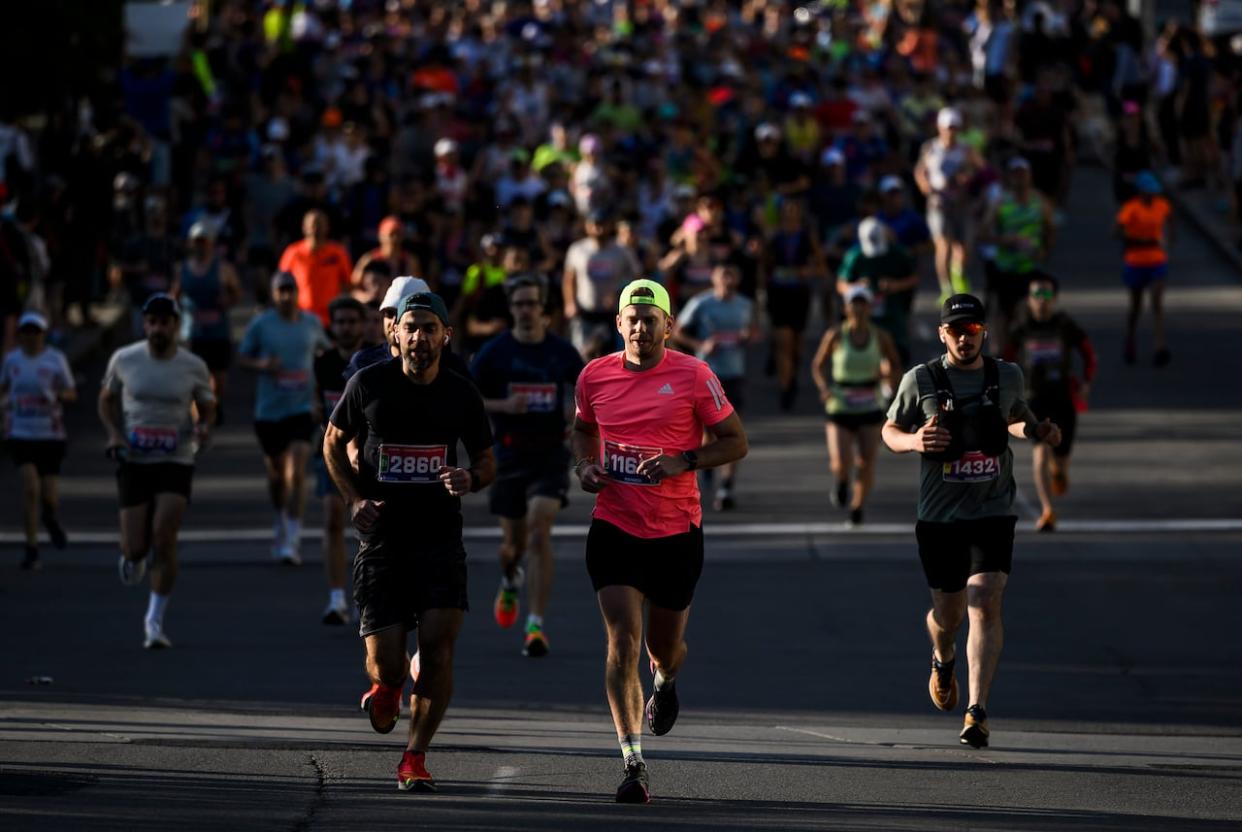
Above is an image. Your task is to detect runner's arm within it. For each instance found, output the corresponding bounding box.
[695,411,748,470]
[220,261,243,308]
[323,422,364,504]
[561,263,577,319]
[570,415,600,468]
[810,329,839,402]
[98,386,126,448]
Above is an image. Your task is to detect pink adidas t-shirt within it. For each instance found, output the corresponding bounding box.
[575,349,734,538]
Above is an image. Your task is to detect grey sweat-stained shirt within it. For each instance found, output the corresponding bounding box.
[103,342,215,466]
[886,355,1033,523]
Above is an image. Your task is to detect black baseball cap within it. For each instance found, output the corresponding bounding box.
[142,293,181,318]
[940,294,986,325]
[398,292,450,326]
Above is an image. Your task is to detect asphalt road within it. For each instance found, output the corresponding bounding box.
[2,165,1241,830]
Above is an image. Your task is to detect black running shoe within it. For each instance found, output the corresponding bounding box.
[645,680,679,736]
[20,546,39,570]
[960,704,990,748]
[848,508,863,527]
[615,761,650,804]
[834,481,849,508]
[42,513,67,550]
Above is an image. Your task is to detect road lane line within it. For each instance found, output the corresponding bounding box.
[6,518,1242,545]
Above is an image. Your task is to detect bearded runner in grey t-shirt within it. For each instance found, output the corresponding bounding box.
[99,294,216,651]
[882,294,1060,752]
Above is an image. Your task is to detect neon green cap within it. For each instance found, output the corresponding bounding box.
[617,279,672,316]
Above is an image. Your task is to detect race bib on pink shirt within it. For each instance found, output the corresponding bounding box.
[602,439,663,486]
[377,444,446,484]
[943,451,999,483]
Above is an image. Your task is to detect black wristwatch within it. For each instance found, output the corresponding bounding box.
[680,450,699,472]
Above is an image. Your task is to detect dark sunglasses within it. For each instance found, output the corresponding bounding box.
[944,322,985,337]
[1029,288,1056,299]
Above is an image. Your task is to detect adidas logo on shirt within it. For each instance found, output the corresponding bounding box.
[657,383,674,395]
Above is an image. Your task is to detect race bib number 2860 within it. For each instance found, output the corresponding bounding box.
[377,444,447,484]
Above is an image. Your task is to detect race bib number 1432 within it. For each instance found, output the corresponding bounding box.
[943,450,999,483]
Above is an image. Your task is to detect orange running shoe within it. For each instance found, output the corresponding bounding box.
[493,584,520,629]
[928,654,959,712]
[960,704,990,748]
[1036,509,1057,532]
[397,750,436,792]
[360,682,401,734]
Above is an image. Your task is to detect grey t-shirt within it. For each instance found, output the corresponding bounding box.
[886,355,1032,523]
[564,238,641,314]
[103,342,215,466]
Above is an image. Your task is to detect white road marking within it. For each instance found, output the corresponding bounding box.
[5,518,1241,545]
[487,765,520,797]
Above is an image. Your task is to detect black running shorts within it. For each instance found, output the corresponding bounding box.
[117,462,194,508]
[254,413,315,458]
[766,284,812,332]
[190,338,232,372]
[353,538,469,637]
[1028,394,1077,458]
[585,519,704,611]
[7,439,66,476]
[488,450,571,519]
[915,515,1016,592]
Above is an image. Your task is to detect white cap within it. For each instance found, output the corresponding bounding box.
[1008,156,1031,171]
[937,107,963,130]
[820,146,845,167]
[789,92,812,109]
[188,221,214,240]
[879,175,904,193]
[267,117,290,142]
[858,217,890,257]
[18,311,48,331]
[380,276,431,312]
[844,283,874,304]
[674,183,697,199]
[754,122,781,141]
[433,137,458,157]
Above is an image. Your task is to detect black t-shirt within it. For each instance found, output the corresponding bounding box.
[314,347,350,427]
[330,358,492,542]
[469,331,584,464]
[1008,312,1087,400]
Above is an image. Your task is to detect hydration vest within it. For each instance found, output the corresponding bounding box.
[920,357,1010,462]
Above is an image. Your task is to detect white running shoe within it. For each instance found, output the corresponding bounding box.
[275,543,302,566]
[270,516,286,559]
[143,619,172,649]
[321,599,350,625]
[118,554,147,586]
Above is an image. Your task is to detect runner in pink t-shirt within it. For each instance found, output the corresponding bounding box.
[571,279,748,804]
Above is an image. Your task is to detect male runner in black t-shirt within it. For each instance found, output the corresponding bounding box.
[313,296,365,625]
[324,292,495,792]
[470,276,584,657]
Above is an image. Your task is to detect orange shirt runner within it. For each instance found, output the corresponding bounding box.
[1116,196,1171,268]
[278,240,353,324]
[575,349,734,538]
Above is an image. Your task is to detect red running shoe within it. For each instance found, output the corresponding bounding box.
[397,750,436,792]
[360,682,401,734]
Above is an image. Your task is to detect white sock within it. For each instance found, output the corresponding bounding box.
[272,514,285,541]
[526,614,543,630]
[619,733,643,766]
[329,588,346,609]
[145,592,170,626]
[284,514,302,547]
[654,668,674,691]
